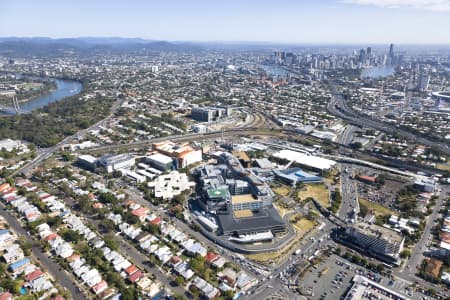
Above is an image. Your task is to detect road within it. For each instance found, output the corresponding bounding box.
[327,83,450,156]
[47,186,188,297]
[123,186,263,277]
[400,185,448,279]
[0,202,83,300]
[338,125,357,145]
[15,97,123,176]
[247,222,335,300]
[338,163,359,222]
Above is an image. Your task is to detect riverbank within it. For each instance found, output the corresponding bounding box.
[0,73,116,148]
[16,81,58,103]
[0,77,83,115]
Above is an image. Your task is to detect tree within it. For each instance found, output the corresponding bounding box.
[61,151,74,161]
[175,276,185,286]
[121,287,137,300]
[351,255,361,264]
[106,271,125,291]
[124,211,139,225]
[100,219,116,233]
[145,223,160,235]
[98,192,118,204]
[400,249,412,258]
[18,238,32,256]
[376,264,384,273]
[0,262,6,276]
[190,255,206,275]
[0,278,21,294]
[375,174,386,186]
[104,234,119,251]
[222,290,235,300]
[351,142,362,149]
[60,229,82,243]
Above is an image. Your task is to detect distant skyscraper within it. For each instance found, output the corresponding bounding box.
[366,47,372,66]
[389,43,395,65]
[418,73,430,91]
[359,48,366,65]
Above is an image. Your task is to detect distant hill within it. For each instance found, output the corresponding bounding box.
[0,37,200,57]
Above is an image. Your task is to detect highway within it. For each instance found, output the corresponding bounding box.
[8,98,450,299]
[14,97,125,177]
[338,124,357,146]
[327,83,450,156]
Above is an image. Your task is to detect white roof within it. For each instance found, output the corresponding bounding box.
[147,153,173,164]
[273,149,336,170]
[78,154,97,164]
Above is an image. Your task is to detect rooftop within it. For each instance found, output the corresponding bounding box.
[207,188,229,199]
[354,222,404,244]
[233,210,254,218]
[231,194,258,205]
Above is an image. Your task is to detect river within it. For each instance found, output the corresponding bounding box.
[1,77,83,115]
[260,64,290,77]
[361,66,395,78]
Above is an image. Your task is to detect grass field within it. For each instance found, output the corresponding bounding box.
[436,163,450,171]
[297,183,330,207]
[290,215,316,237]
[273,202,292,218]
[358,198,394,217]
[272,185,291,197]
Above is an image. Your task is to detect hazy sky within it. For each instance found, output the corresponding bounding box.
[1,0,450,44]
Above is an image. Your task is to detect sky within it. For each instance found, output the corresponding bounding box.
[1,0,450,44]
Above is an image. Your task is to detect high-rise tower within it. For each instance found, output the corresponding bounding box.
[389,43,395,65]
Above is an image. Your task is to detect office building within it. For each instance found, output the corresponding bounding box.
[273,168,322,185]
[145,153,173,171]
[194,153,286,236]
[418,73,430,91]
[152,141,202,169]
[77,155,97,171]
[98,154,135,173]
[190,106,232,122]
[231,194,263,211]
[337,222,404,264]
[344,275,409,300]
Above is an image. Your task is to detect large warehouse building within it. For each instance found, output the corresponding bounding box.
[272,149,336,173]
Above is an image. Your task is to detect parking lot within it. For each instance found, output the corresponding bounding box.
[300,254,431,300]
[301,254,356,300]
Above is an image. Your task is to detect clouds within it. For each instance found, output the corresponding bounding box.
[340,0,450,11]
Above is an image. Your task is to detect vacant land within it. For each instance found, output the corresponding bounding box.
[359,198,394,217]
[290,215,316,237]
[297,183,329,207]
[436,163,450,171]
[272,185,291,197]
[273,202,292,218]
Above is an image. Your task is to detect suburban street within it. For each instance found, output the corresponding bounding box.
[0,202,83,299]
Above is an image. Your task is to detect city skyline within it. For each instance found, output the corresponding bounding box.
[1,0,450,44]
